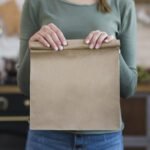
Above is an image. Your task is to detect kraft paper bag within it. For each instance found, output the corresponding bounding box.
[30,39,121,130]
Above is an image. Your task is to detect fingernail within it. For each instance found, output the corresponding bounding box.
[63,41,67,46]
[54,47,58,51]
[89,44,94,49]
[59,45,63,51]
[95,44,99,49]
[105,39,109,43]
[47,44,50,47]
[85,40,90,44]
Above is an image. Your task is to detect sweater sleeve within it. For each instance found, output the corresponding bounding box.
[118,0,138,98]
[16,0,39,98]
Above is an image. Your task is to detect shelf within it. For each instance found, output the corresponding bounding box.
[0,86,21,94]
[0,116,29,122]
[137,84,150,93]
[0,83,150,94]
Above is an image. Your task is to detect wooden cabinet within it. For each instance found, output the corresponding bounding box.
[0,85,29,132]
[121,84,150,150]
[0,85,29,150]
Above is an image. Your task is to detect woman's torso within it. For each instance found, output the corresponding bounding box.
[27,0,123,134]
[35,0,120,39]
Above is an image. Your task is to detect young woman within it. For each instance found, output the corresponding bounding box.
[17,0,137,149]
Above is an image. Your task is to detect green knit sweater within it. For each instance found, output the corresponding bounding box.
[16,0,137,134]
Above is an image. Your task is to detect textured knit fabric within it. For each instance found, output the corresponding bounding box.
[16,0,137,134]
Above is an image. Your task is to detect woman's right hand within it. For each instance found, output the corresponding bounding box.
[29,23,67,51]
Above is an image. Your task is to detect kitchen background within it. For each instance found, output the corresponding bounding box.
[0,0,150,150]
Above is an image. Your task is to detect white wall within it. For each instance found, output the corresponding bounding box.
[137,24,150,68]
[0,0,24,10]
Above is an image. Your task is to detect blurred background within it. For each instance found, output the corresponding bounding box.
[0,0,150,150]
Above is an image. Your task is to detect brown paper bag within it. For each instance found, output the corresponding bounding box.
[30,39,121,130]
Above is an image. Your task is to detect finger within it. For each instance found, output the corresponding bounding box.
[104,35,115,43]
[48,23,67,46]
[32,34,50,48]
[38,31,59,51]
[89,31,101,49]
[50,31,64,51]
[95,32,108,49]
[85,31,95,44]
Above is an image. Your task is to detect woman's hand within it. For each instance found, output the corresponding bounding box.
[29,23,67,51]
[85,30,115,49]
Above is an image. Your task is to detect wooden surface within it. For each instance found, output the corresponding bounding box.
[137,83,150,93]
[0,116,29,122]
[0,83,150,94]
[0,85,21,94]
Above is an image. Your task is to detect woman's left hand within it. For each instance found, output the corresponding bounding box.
[85,30,115,49]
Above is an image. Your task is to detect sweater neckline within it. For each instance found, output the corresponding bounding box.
[58,0,98,7]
